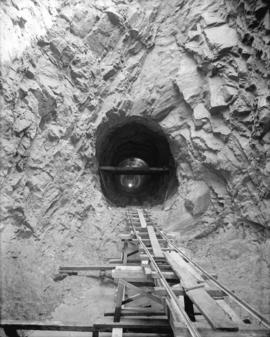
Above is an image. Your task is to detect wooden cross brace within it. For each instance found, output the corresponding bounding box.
[119,279,163,306]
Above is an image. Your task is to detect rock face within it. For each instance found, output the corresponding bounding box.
[0,0,270,323]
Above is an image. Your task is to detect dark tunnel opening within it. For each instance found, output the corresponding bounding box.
[96,117,178,206]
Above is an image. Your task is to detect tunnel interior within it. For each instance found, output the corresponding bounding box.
[96,117,178,206]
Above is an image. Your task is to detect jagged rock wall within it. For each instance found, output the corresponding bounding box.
[1,0,270,321]
[0,0,61,63]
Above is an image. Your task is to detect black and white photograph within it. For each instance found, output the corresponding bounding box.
[0,0,270,336]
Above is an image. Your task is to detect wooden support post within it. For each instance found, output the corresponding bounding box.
[4,328,20,337]
[114,281,125,322]
[112,327,123,337]
[122,241,128,264]
[92,330,99,337]
[184,294,195,322]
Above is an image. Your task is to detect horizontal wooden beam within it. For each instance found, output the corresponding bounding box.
[93,318,171,332]
[59,265,116,272]
[104,312,166,317]
[134,239,167,246]
[0,320,94,331]
[2,320,269,337]
[99,166,169,175]
[112,266,177,281]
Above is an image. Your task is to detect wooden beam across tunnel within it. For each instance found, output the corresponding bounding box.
[99,166,169,175]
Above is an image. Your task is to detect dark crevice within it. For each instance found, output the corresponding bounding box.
[96,116,178,206]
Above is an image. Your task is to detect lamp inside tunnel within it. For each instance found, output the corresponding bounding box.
[119,158,148,191]
[96,117,178,206]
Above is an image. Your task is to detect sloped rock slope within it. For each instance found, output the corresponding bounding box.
[0,0,269,322]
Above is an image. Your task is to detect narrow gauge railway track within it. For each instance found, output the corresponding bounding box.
[1,209,270,337]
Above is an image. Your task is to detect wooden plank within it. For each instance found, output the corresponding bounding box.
[112,328,122,337]
[137,209,147,228]
[216,299,243,324]
[147,226,164,258]
[99,166,169,175]
[165,252,238,331]
[171,327,269,337]
[170,253,204,282]
[155,286,227,299]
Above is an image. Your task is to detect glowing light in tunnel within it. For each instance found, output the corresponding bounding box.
[119,158,148,192]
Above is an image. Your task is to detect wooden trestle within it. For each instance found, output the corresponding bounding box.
[1,209,270,337]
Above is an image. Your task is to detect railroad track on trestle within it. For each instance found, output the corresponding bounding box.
[1,209,270,337]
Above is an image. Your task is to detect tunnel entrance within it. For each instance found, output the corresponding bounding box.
[96,117,178,206]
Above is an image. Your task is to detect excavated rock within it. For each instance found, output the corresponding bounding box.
[0,0,270,324]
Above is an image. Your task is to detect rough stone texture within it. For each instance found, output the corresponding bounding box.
[0,0,270,324]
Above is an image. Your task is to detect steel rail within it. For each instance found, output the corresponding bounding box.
[126,212,202,337]
[158,230,270,330]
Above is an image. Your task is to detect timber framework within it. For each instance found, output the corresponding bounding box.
[1,209,270,337]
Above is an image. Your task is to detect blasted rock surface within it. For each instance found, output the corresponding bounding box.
[0,0,270,322]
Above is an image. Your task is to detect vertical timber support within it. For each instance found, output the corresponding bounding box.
[92,329,99,337]
[184,294,195,322]
[112,328,123,337]
[4,328,20,337]
[114,281,125,322]
[122,240,128,264]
